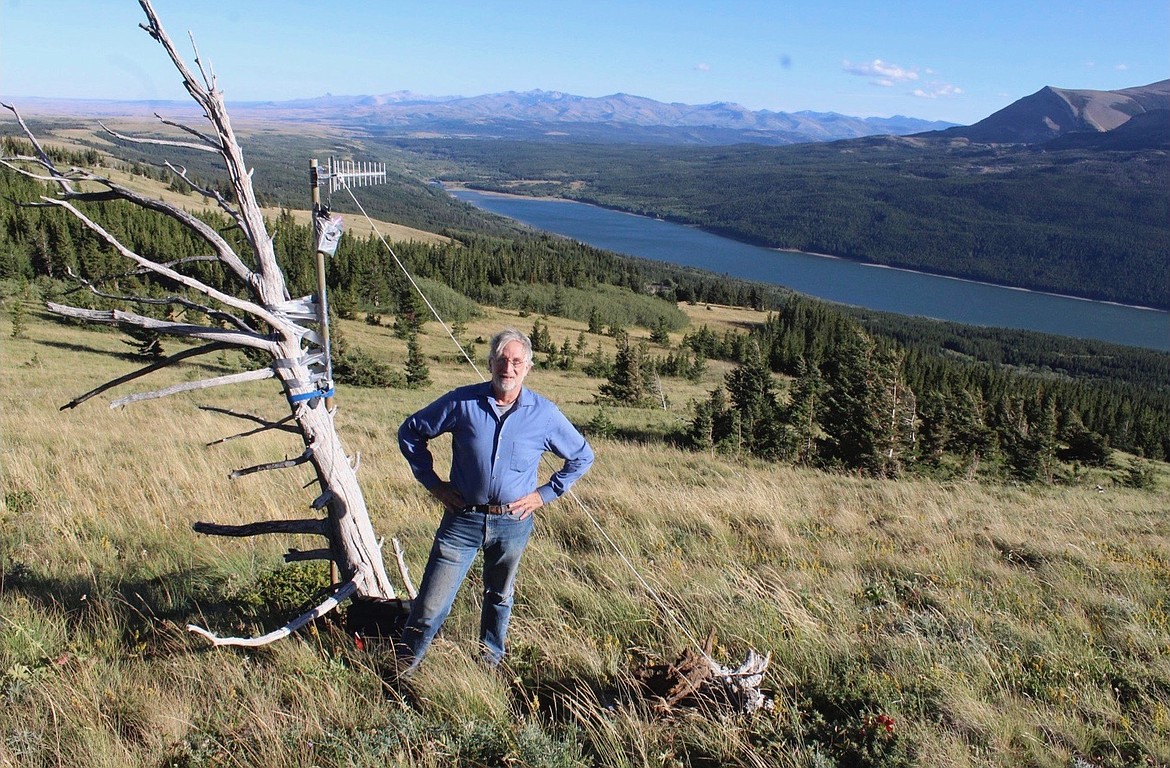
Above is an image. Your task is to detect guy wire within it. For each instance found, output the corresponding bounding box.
[337,180,709,658]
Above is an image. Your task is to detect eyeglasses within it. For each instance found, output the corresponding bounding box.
[494,357,529,370]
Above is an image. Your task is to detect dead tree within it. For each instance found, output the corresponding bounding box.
[1,0,406,646]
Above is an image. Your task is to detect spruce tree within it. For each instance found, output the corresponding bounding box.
[598,335,646,405]
[9,299,27,340]
[724,340,785,459]
[650,315,671,346]
[404,332,431,389]
[784,357,824,465]
[558,336,576,370]
[817,327,883,473]
[587,306,604,334]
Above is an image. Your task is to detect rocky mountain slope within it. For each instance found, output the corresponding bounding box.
[938,79,1169,144]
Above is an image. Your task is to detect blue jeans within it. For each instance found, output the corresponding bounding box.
[398,508,535,669]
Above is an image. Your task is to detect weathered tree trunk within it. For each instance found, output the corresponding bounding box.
[2,0,402,646]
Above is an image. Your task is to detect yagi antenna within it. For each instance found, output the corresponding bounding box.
[321,157,388,194]
[306,157,390,407]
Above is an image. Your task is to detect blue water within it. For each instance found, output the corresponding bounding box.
[451,188,1170,352]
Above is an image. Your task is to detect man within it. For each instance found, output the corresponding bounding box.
[396,328,594,671]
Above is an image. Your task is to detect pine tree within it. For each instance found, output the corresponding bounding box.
[818,327,883,473]
[558,336,576,370]
[123,326,165,360]
[949,389,996,478]
[530,318,553,353]
[392,275,427,339]
[550,285,566,317]
[587,306,604,334]
[688,393,718,452]
[598,335,646,405]
[784,357,824,465]
[587,408,618,439]
[404,332,430,389]
[9,299,27,340]
[723,340,785,459]
[916,388,952,467]
[650,315,671,346]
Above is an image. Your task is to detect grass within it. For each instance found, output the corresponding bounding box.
[2,284,1169,767]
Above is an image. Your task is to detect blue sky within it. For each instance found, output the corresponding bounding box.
[1,0,1166,125]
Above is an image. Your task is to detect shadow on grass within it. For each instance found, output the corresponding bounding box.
[0,558,345,661]
[36,337,240,373]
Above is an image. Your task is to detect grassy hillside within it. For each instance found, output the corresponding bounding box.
[2,295,1168,767]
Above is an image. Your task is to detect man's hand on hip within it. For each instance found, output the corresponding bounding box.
[506,491,545,520]
[430,482,466,512]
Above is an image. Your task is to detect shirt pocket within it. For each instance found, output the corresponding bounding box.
[508,439,543,473]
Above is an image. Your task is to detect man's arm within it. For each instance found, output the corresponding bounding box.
[398,394,458,493]
[538,409,595,502]
[399,398,469,511]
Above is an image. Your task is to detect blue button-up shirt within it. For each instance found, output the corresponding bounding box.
[398,382,594,506]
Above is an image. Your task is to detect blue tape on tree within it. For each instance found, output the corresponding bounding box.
[288,387,335,403]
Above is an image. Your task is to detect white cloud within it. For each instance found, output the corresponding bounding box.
[912,82,964,99]
[695,62,711,72]
[843,58,919,86]
[1115,63,1130,71]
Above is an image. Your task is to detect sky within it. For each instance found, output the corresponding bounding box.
[1,0,1167,126]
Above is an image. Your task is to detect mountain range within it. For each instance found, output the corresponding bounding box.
[246,89,958,144]
[7,90,955,146]
[8,79,1167,148]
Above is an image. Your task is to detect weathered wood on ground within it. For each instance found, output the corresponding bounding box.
[636,629,773,716]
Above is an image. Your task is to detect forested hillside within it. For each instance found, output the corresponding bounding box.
[3,145,1168,471]
[393,136,1170,310]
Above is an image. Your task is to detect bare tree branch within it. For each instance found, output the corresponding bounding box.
[392,538,418,599]
[0,102,76,193]
[229,448,313,479]
[51,169,255,284]
[156,114,223,147]
[62,341,231,410]
[187,579,358,648]
[193,518,326,537]
[110,367,274,408]
[284,548,332,563]
[39,198,282,328]
[162,161,243,227]
[100,119,220,153]
[136,1,274,283]
[63,267,259,335]
[200,407,299,445]
[0,155,63,184]
[46,303,275,350]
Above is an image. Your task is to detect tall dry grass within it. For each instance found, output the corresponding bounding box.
[2,290,1168,767]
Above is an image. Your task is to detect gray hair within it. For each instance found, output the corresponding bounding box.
[487,328,533,366]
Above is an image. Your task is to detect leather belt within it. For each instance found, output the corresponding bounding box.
[464,504,509,515]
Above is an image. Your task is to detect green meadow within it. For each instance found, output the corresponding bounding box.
[2,285,1167,767]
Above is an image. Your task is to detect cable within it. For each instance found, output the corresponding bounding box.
[338,182,483,380]
[336,179,710,659]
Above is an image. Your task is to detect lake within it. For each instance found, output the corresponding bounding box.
[449,188,1170,353]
